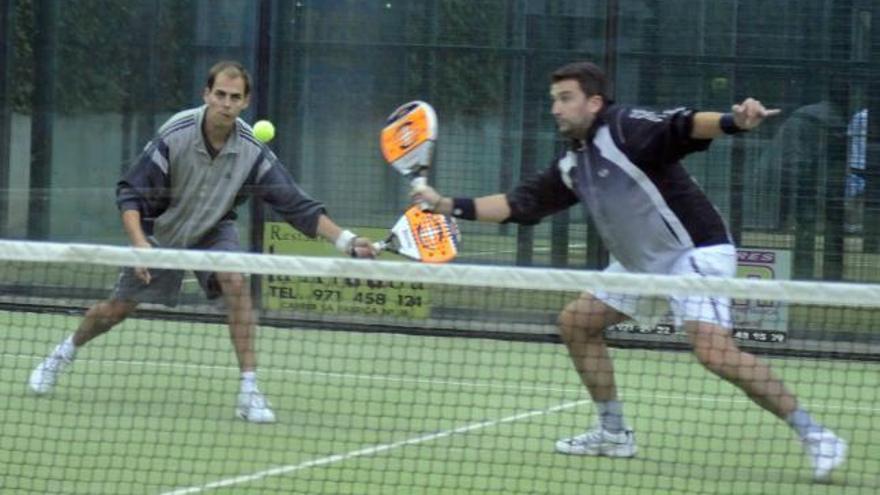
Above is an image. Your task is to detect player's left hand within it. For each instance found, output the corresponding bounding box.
[732,98,781,130]
[350,237,378,259]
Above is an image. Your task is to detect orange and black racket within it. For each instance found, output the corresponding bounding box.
[373,205,459,263]
[380,101,437,207]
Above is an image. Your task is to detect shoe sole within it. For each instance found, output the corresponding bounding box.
[236,408,277,424]
[29,385,52,395]
[556,444,637,458]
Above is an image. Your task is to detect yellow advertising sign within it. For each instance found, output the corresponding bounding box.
[262,222,431,318]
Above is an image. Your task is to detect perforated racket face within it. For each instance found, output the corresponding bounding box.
[380,101,437,174]
[405,206,458,263]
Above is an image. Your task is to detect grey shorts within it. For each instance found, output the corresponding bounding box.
[111,221,241,307]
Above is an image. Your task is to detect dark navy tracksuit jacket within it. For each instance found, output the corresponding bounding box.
[505,104,732,274]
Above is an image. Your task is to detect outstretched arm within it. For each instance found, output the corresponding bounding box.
[413,189,512,223]
[412,160,578,225]
[250,150,376,258]
[691,97,781,139]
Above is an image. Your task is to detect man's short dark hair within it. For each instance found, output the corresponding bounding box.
[206,61,252,96]
[551,61,611,100]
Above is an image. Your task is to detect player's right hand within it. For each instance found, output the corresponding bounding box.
[350,237,378,259]
[134,266,152,285]
[410,184,443,211]
[132,241,152,284]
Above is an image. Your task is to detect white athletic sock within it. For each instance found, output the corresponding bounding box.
[786,407,824,438]
[55,335,77,361]
[596,400,625,433]
[240,371,258,394]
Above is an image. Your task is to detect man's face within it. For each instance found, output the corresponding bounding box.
[550,79,602,140]
[203,72,250,128]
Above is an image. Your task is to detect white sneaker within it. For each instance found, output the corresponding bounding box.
[236,391,276,424]
[555,427,637,457]
[28,351,73,394]
[803,429,847,482]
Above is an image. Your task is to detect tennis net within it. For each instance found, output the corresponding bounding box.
[1,240,877,494]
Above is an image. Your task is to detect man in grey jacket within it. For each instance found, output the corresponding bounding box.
[29,61,376,424]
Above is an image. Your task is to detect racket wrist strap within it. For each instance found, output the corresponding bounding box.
[335,229,357,254]
[451,198,476,220]
[720,113,745,134]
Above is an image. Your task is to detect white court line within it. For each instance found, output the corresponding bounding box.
[7,353,575,394]
[159,398,590,495]
[8,352,879,413]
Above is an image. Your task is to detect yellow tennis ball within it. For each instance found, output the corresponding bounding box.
[253,120,275,143]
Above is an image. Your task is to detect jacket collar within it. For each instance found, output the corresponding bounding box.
[196,105,242,156]
[569,102,614,151]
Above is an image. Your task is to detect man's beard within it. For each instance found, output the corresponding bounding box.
[558,123,582,139]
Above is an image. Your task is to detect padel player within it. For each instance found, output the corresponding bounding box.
[29,61,377,423]
[412,61,846,481]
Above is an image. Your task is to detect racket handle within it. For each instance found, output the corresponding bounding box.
[411,176,427,188]
[410,176,432,210]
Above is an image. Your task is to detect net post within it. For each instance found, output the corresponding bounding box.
[250,0,273,307]
[0,0,11,236]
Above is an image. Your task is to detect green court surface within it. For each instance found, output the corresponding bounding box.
[2,311,878,494]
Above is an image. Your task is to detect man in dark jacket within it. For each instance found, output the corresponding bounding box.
[412,61,845,482]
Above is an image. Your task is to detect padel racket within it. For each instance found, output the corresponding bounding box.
[380,101,437,207]
[374,205,459,263]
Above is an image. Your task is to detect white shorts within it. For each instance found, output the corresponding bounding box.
[595,244,737,329]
